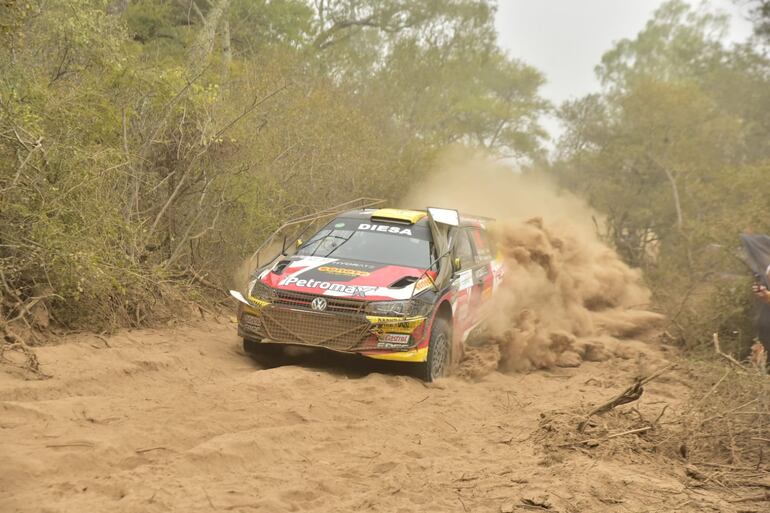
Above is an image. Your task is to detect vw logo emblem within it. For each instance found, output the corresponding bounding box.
[310,297,328,311]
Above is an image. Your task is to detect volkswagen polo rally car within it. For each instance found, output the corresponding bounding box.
[230,206,503,381]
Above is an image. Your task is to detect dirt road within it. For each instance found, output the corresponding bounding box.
[0,320,741,512]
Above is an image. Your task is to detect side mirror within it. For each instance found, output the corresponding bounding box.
[453,257,462,272]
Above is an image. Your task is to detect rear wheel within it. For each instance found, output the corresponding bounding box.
[420,317,452,382]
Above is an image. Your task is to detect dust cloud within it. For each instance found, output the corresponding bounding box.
[402,149,663,376]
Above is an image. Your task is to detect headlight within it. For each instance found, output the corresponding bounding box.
[366,300,408,316]
[249,279,274,300]
[365,300,432,317]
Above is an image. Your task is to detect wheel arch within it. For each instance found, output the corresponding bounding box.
[420,299,455,381]
[435,299,453,325]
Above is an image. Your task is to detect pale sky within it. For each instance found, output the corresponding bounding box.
[494,0,756,142]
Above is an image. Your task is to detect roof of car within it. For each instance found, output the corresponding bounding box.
[338,208,492,229]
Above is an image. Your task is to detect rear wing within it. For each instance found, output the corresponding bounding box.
[411,208,496,298]
[408,208,458,298]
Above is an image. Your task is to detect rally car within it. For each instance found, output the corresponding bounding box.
[230,204,503,381]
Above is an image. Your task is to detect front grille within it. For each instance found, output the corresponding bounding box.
[271,289,366,314]
[260,305,372,351]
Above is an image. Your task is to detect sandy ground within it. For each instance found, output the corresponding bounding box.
[0,319,748,513]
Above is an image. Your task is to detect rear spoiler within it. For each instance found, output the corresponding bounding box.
[410,208,494,298]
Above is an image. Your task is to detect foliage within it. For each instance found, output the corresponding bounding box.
[0,0,548,331]
[554,0,770,353]
[744,0,770,42]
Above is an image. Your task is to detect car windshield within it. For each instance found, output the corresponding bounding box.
[297,220,432,269]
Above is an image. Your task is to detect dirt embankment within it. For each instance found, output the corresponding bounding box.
[0,319,751,513]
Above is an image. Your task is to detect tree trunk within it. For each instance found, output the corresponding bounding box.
[220,20,231,84]
[187,0,231,73]
[662,166,683,229]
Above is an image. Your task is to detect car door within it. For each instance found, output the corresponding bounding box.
[451,228,486,340]
[467,227,496,320]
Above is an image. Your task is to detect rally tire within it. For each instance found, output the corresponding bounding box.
[242,338,259,354]
[420,317,452,382]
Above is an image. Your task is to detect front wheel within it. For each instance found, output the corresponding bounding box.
[419,317,452,382]
[243,338,283,356]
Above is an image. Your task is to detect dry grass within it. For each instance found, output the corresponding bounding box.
[536,357,769,505]
[659,360,769,484]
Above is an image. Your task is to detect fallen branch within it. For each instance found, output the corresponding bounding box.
[577,363,674,432]
[728,492,770,503]
[0,325,49,379]
[136,446,169,454]
[653,404,670,425]
[45,442,95,449]
[185,268,227,294]
[520,496,553,510]
[607,425,653,439]
[740,480,770,489]
[700,399,759,426]
[567,425,653,447]
[691,462,760,471]
[687,368,730,414]
[713,333,746,369]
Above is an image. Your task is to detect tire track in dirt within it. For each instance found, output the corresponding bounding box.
[0,321,739,512]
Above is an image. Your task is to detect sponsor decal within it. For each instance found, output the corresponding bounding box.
[377,342,409,349]
[379,333,410,344]
[298,259,380,283]
[413,275,435,293]
[370,317,425,334]
[317,266,370,277]
[476,247,492,261]
[456,270,474,291]
[278,276,376,297]
[491,260,505,289]
[335,260,377,269]
[377,333,410,349]
[474,266,489,281]
[358,223,413,236]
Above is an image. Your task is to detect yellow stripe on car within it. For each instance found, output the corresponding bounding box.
[244,297,270,313]
[367,315,425,334]
[370,208,427,224]
[365,347,428,362]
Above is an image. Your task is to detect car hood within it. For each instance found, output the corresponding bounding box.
[259,255,435,301]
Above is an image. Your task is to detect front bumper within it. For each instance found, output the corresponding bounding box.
[237,297,429,362]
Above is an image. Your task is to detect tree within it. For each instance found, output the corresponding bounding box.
[744,0,770,42]
[554,0,770,349]
[597,0,728,92]
[556,80,742,266]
